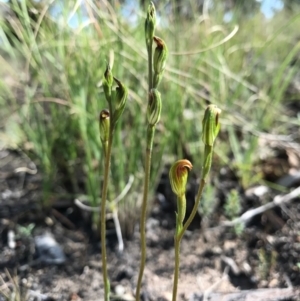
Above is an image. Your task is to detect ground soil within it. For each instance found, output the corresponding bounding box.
[1,148,300,301]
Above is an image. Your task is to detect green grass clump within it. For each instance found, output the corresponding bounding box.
[224,188,244,235]
[224,189,241,220]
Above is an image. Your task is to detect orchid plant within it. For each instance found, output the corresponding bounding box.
[169,105,221,301]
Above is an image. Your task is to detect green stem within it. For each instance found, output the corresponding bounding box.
[135,35,154,301]
[100,110,114,301]
[177,194,186,228]
[179,179,206,241]
[172,194,185,301]
[172,236,181,301]
[179,143,214,241]
[172,130,216,300]
[135,125,155,301]
[171,180,206,301]
[179,145,213,239]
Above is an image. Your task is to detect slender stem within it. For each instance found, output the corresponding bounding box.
[177,194,186,227]
[100,125,114,301]
[178,179,206,241]
[171,179,206,301]
[172,236,180,301]
[180,144,214,240]
[135,36,154,301]
[135,125,155,301]
[172,194,184,301]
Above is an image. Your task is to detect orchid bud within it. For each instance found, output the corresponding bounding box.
[153,37,168,73]
[99,109,110,156]
[147,89,161,126]
[153,36,168,88]
[170,160,193,229]
[112,77,128,125]
[145,2,156,46]
[99,109,110,143]
[202,104,221,146]
[103,64,113,103]
[169,159,193,197]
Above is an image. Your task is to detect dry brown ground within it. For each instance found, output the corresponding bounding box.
[1,149,300,301]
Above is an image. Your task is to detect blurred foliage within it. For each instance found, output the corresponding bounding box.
[224,189,241,220]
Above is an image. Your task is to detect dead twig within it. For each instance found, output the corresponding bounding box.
[200,288,299,301]
[74,175,134,212]
[219,186,300,227]
[74,175,134,252]
[51,208,76,230]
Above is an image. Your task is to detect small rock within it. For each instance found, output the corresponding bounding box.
[118,293,135,301]
[34,233,66,265]
[146,217,159,230]
[276,170,300,187]
[212,246,222,254]
[268,278,279,288]
[189,293,202,301]
[8,229,16,249]
[115,267,134,281]
[261,280,268,287]
[223,241,237,251]
[242,261,252,274]
[245,185,269,198]
[115,284,125,296]
[161,291,172,301]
